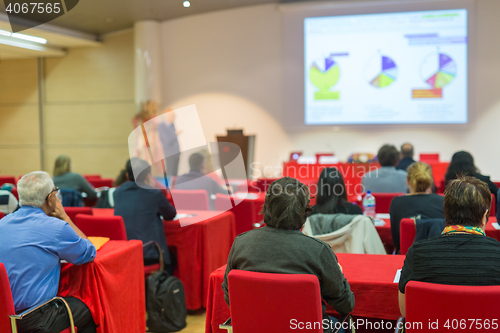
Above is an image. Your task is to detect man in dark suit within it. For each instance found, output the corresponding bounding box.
[114,158,176,274]
[396,143,416,171]
[174,152,230,210]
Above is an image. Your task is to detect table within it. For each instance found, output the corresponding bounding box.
[58,240,145,333]
[229,193,265,235]
[205,253,405,333]
[164,210,236,310]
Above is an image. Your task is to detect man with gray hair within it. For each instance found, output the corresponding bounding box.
[0,171,97,333]
[396,142,416,171]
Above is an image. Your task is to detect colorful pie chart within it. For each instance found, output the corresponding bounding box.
[421,53,457,89]
[365,55,398,88]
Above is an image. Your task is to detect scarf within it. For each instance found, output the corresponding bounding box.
[442,225,485,236]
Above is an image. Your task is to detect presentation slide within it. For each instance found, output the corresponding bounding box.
[304,9,468,125]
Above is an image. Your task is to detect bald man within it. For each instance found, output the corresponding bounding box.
[396,143,416,171]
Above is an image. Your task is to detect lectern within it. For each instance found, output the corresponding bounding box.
[216,129,255,179]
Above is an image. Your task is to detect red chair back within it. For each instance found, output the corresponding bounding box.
[419,153,440,163]
[371,192,405,214]
[170,189,209,210]
[10,188,18,201]
[491,193,496,217]
[494,182,500,190]
[75,214,127,240]
[228,270,323,333]
[0,176,16,187]
[0,213,5,220]
[0,263,15,333]
[215,194,257,235]
[405,281,500,332]
[88,178,113,188]
[400,218,416,255]
[64,207,93,223]
[83,174,101,181]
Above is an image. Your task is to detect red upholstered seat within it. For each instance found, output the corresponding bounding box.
[88,178,113,188]
[64,207,93,223]
[0,176,16,187]
[0,213,5,220]
[227,270,323,333]
[404,281,500,332]
[490,193,496,216]
[170,189,210,210]
[75,214,127,241]
[10,188,18,201]
[0,263,74,333]
[372,192,405,214]
[400,218,416,255]
[419,153,440,163]
[82,174,101,181]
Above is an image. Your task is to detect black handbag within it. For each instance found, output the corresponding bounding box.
[144,242,187,332]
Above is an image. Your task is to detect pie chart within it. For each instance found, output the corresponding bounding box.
[365,55,398,88]
[421,53,456,88]
[309,56,340,90]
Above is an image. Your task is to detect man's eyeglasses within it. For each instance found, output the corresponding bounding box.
[46,187,60,201]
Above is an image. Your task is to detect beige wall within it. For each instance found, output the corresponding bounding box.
[0,30,135,178]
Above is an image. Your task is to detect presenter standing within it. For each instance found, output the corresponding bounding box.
[159,109,181,179]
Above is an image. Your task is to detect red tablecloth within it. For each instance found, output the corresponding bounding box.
[205,253,405,333]
[230,193,265,235]
[164,210,236,310]
[58,240,145,333]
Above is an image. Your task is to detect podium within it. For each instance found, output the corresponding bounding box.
[216,129,255,179]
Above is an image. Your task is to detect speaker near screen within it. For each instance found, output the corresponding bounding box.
[304,9,468,125]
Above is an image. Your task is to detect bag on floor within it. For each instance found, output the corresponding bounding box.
[145,242,187,332]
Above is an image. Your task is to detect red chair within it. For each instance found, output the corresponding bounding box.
[397,281,500,332]
[0,213,4,220]
[221,270,323,333]
[371,192,405,214]
[0,176,16,187]
[419,153,440,163]
[82,174,101,181]
[494,182,500,190]
[88,178,113,188]
[10,188,18,201]
[491,193,496,216]
[74,214,127,241]
[0,263,75,333]
[215,194,259,234]
[400,218,416,255]
[170,189,209,210]
[64,207,93,223]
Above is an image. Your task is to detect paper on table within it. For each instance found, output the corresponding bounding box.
[88,237,110,251]
[234,193,259,200]
[173,213,196,220]
[376,213,390,219]
[492,223,500,230]
[393,269,402,283]
[374,219,386,226]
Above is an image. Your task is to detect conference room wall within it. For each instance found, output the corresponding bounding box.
[160,0,500,180]
[42,30,135,178]
[0,58,41,176]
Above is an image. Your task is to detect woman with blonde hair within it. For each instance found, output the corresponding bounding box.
[53,155,97,200]
[389,162,444,253]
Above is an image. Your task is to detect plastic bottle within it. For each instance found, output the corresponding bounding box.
[363,191,376,219]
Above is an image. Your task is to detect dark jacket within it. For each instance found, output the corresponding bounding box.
[114,181,176,265]
[396,157,416,171]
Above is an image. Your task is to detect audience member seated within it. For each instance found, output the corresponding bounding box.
[311,167,362,215]
[53,155,97,200]
[398,176,500,317]
[396,143,416,171]
[362,144,408,193]
[444,151,498,199]
[223,177,355,332]
[390,162,444,253]
[174,152,230,210]
[0,172,96,333]
[114,158,177,274]
[0,188,18,214]
[95,169,127,208]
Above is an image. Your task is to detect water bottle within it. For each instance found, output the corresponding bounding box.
[363,191,376,219]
